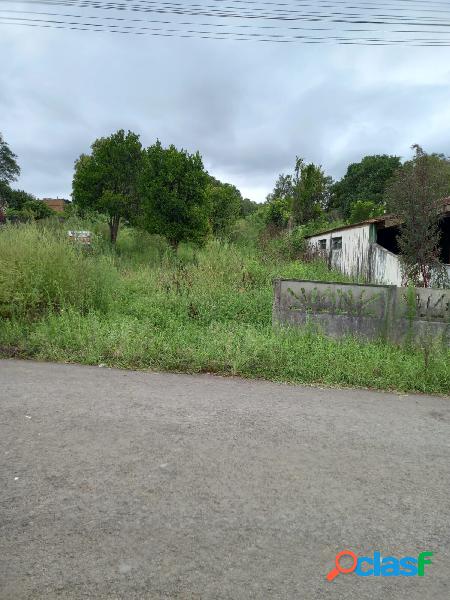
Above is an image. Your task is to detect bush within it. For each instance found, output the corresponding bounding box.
[0,224,120,319]
[115,227,171,267]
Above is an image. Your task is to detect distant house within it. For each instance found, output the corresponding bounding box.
[40,198,70,213]
[306,199,450,286]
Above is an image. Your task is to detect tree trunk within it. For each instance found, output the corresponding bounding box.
[109,216,120,244]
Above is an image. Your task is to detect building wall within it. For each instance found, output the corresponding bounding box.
[41,199,68,213]
[369,243,403,286]
[308,228,450,286]
[307,224,373,281]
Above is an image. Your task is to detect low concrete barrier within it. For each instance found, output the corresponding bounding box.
[273,279,450,345]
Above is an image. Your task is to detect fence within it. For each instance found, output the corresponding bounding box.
[273,279,450,346]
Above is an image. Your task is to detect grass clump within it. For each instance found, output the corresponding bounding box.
[0,222,448,395]
[0,224,120,319]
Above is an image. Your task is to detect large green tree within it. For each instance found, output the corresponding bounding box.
[292,158,331,225]
[206,177,242,237]
[385,145,450,287]
[139,141,210,248]
[72,130,143,243]
[0,133,21,209]
[331,154,401,217]
[264,173,294,229]
[0,132,20,186]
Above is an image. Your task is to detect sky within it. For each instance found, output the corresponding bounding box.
[2,0,450,202]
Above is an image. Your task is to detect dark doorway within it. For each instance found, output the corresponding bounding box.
[376,225,400,254]
[376,217,450,264]
[439,216,450,264]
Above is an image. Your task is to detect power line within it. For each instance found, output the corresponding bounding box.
[12,0,450,21]
[3,0,450,45]
[3,15,450,45]
[5,19,450,45]
[7,0,450,27]
[5,6,450,35]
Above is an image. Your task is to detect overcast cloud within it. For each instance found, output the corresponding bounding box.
[2,1,450,202]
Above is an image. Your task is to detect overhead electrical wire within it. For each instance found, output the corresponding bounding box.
[7,0,450,23]
[12,0,450,18]
[2,0,450,46]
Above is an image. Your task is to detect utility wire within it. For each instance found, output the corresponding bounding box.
[2,0,450,45]
[4,7,450,35]
[4,3,449,27]
[12,0,450,20]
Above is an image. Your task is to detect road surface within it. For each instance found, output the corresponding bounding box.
[1,360,449,599]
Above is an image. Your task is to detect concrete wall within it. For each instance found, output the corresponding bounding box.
[273,279,450,346]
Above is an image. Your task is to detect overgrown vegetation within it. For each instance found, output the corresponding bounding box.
[1,131,449,394]
[386,145,450,287]
[0,221,448,395]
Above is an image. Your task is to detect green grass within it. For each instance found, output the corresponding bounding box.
[1,223,449,395]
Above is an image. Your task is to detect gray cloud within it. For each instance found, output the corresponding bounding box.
[2,3,450,202]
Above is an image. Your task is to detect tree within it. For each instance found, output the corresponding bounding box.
[3,188,35,211]
[332,154,401,217]
[0,133,21,210]
[0,187,52,221]
[139,141,210,248]
[267,173,294,204]
[6,198,53,221]
[0,132,20,186]
[264,173,294,229]
[206,179,242,237]
[348,199,384,224]
[239,197,258,218]
[264,197,291,229]
[72,130,143,243]
[0,180,13,209]
[291,158,331,225]
[385,145,450,287]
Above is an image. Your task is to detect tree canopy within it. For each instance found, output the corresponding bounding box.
[0,133,21,210]
[72,130,143,242]
[292,158,331,225]
[206,178,242,237]
[139,141,210,247]
[0,132,20,186]
[385,146,450,287]
[348,199,384,224]
[331,154,401,217]
[239,196,258,218]
[264,159,331,228]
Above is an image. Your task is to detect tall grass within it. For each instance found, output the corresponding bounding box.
[0,224,119,319]
[0,222,448,395]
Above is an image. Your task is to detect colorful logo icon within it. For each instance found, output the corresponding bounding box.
[326,550,433,581]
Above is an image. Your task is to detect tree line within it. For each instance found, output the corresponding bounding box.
[0,130,257,240]
[262,153,403,230]
[72,130,257,246]
[0,133,54,222]
[1,129,449,285]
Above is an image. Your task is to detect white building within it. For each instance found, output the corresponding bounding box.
[306,202,450,286]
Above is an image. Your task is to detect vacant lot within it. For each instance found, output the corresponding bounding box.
[1,360,449,599]
[0,224,449,395]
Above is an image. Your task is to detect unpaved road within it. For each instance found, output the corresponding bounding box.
[0,360,449,599]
